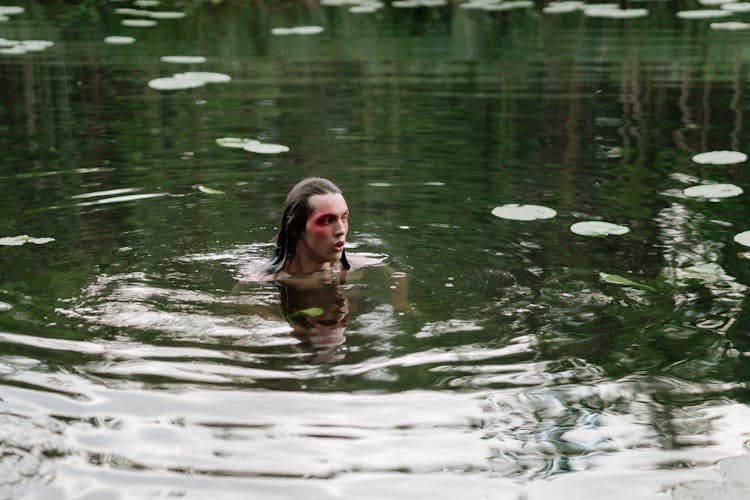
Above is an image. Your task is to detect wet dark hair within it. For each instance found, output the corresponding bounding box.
[267,177,350,274]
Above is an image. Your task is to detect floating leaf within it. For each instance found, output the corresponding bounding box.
[682,263,726,276]
[115,8,153,16]
[197,185,226,195]
[491,204,557,221]
[683,183,743,199]
[104,36,136,44]
[692,150,748,165]
[149,11,186,19]
[160,55,206,64]
[216,137,260,148]
[599,272,657,292]
[20,40,54,52]
[711,20,750,29]
[0,6,24,15]
[570,221,629,236]
[121,18,157,27]
[148,75,204,90]
[0,235,55,246]
[271,26,324,35]
[243,142,289,154]
[676,9,733,18]
[584,7,649,18]
[288,307,325,321]
[734,230,750,247]
[722,2,750,12]
[543,1,584,14]
[175,71,231,83]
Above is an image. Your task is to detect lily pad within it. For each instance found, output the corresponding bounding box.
[243,142,290,154]
[584,7,649,18]
[104,36,136,44]
[271,26,324,35]
[683,183,743,199]
[681,263,726,277]
[692,150,748,164]
[722,2,750,11]
[216,137,260,148]
[175,71,231,83]
[543,1,584,14]
[0,6,24,15]
[599,272,657,291]
[676,9,733,18]
[288,307,325,321]
[149,11,186,19]
[0,235,55,246]
[160,55,206,64]
[711,20,750,29]
[196,185,226,195]
[121,18,157,27]
[570,221,630,236]
[734,230,750,247]
[148,75,205,90]
[491,204,557,221]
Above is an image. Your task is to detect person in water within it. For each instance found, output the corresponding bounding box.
[262,177,356,281]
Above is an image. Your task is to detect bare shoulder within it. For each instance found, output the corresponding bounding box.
[346,252,388,270]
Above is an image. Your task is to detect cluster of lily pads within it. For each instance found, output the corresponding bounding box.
[0,38,54,56]
[492,150,750,289]
[147,71,231,90]
[0,6,56,55]
[104,1,188,45]
[316,0,750,30]
[216,137,290,155]
[0,4,23,22]
[0,235,55,246]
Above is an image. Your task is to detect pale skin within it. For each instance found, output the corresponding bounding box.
[277,192,350,280]
[241,190,409,312]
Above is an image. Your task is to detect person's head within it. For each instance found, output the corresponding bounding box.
[268,177,350,274]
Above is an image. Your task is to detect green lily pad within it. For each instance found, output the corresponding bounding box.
[271,26,324,35]
[692,150,748,165]
[734,230,750,247]
[570,221,630,237]
[243,142,289,154]
[491,204,557,221]
[683,183,743,199]
[599,272,657,291]
[160,55,206,64]
[0,235,55,246]
[216,137,260,148]
[121,19,157,27]
[677,9,733,19]
[288,307,325,321]
[711,21,750,30]
[148,75,204,91]
[197,185,225,195]
[104,36,136,45]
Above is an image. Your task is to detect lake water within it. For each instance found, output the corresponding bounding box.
[3,1,750,498]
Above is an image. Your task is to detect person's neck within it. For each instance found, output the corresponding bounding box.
[284,256,331,276]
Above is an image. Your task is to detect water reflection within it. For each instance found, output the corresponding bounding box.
[280,281,349,361]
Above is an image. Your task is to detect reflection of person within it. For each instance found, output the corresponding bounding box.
[280,281,349,357]
[233,176,410,358]
[260,177,353,282]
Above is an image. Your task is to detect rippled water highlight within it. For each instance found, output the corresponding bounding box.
[4,1,750,498]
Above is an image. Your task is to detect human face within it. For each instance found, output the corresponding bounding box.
[296,193,349,270]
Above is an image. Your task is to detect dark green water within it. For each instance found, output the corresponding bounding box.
[3,1,750,498]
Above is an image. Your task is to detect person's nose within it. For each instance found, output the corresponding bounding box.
[334,219,346,237]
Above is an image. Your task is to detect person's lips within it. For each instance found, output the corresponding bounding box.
[333,241,345,252]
